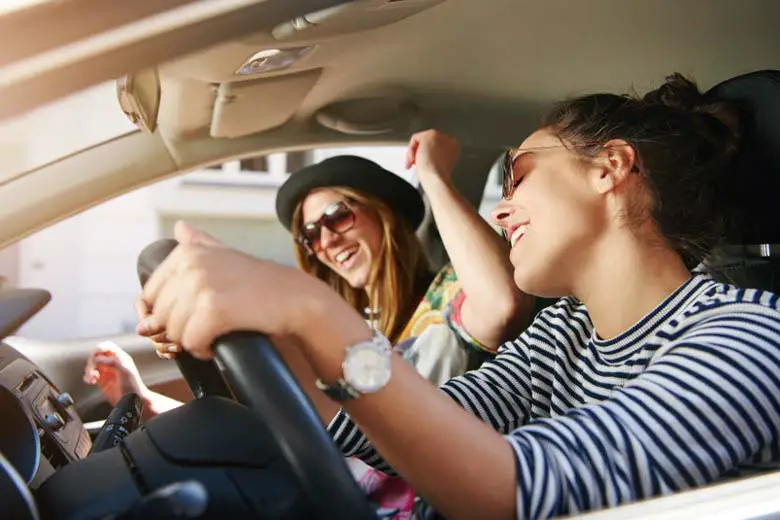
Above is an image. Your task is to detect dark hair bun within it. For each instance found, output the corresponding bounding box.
[644,74,742,162]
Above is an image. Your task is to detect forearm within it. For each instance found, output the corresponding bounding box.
[422,174,532,345]
[138,389,183,421]
[301,312,517,520]
[269,335,342,425]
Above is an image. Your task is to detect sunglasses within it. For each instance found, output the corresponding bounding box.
[296,200,356,254]
[500,145,575,200]
[501,142,638,200]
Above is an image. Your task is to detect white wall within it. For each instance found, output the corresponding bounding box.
[18,188,159,339]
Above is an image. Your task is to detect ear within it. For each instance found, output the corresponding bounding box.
[591,139,636,195]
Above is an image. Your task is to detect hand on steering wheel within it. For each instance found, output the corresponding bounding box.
[136,222,376,520]
[134,298,181,360]
[139,222,323,359]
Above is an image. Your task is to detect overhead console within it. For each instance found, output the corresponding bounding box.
[157,0,447,141]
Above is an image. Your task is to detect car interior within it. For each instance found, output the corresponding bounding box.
[0,0,778,519]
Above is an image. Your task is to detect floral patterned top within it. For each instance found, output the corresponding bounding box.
[398,263,460,341]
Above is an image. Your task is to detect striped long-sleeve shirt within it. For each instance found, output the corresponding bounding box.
[328,275,780,518]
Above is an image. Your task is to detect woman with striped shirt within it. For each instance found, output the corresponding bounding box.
[139,73,780,519]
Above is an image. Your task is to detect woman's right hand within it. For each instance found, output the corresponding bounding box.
[83,341,150,407]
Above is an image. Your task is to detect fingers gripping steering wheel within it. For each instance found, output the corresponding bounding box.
[137,239,376,520]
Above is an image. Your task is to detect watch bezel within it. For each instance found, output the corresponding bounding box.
[341,333,392,394]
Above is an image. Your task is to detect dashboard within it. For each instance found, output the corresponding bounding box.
[0,287,308,520]
[0,340,91,488]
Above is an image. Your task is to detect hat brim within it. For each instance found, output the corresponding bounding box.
[275,155,425,232]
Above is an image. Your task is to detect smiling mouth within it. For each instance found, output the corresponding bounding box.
[510,225,528,247]
[334,245,359,267]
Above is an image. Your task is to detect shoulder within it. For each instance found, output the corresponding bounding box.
[677,278,780,325]
[423,263,460,303]
[430,263,458,287]
[655,277,780,355]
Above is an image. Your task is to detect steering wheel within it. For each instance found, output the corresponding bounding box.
[137,239,376,520]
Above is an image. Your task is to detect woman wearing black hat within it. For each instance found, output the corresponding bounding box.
[85,131,531,420]
[275,132,533,515]
[276,133,531,364]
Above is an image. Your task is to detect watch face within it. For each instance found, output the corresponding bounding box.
[343,343,391,393]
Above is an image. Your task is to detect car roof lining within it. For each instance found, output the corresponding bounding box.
[0,0,777,247]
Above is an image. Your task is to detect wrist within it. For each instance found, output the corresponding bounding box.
[135,383,155,404]
[419,172,456,204]
[297,286,373,383]
[418,168,452,190]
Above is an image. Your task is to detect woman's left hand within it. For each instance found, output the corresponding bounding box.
[140,221,330,360]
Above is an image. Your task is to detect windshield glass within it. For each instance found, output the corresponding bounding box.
[0,81,139,182]
[0,0,52,15]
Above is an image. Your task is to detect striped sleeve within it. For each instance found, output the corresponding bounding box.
[507,310,780,519]
[327,334,535,474]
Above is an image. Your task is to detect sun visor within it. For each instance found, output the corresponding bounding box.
[705,70,780,245]
[210,69,322,139]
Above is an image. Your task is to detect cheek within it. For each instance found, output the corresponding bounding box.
[530,183,601,246]
[352,215,384,255]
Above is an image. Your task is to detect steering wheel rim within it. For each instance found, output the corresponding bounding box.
[211,332,377,519]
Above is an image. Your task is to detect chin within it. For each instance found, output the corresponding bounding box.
[344,269,369,289]
[346,277,366,289]
[513,267,565,299]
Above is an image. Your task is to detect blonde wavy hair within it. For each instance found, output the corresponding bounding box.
[292,186,431,343]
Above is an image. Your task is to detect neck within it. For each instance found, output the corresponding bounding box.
[572,232,692,340]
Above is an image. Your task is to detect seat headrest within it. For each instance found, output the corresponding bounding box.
[705,70,780,245]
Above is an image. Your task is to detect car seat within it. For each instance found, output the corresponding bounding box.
[700,70,780,291]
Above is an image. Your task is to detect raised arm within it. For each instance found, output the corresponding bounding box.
[407,130,533,349]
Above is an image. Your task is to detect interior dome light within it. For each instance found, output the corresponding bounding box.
[235,46,314,76]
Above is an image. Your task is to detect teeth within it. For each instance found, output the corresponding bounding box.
[510,225,527,247]
[335,247,357,263]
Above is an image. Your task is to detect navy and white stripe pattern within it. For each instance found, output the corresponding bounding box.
[329,275,780,518]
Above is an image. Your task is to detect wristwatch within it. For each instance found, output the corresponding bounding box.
[315,332,393,401]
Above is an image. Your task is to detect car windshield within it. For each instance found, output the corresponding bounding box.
[0,0,51,15]
[0,81,139,183]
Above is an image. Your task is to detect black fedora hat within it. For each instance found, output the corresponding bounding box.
[275,155,425,231]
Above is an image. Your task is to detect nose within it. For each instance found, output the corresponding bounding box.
[320,225,342,250]
[490,199,514,232]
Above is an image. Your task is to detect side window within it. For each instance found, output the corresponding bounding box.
[2,145,413,342]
